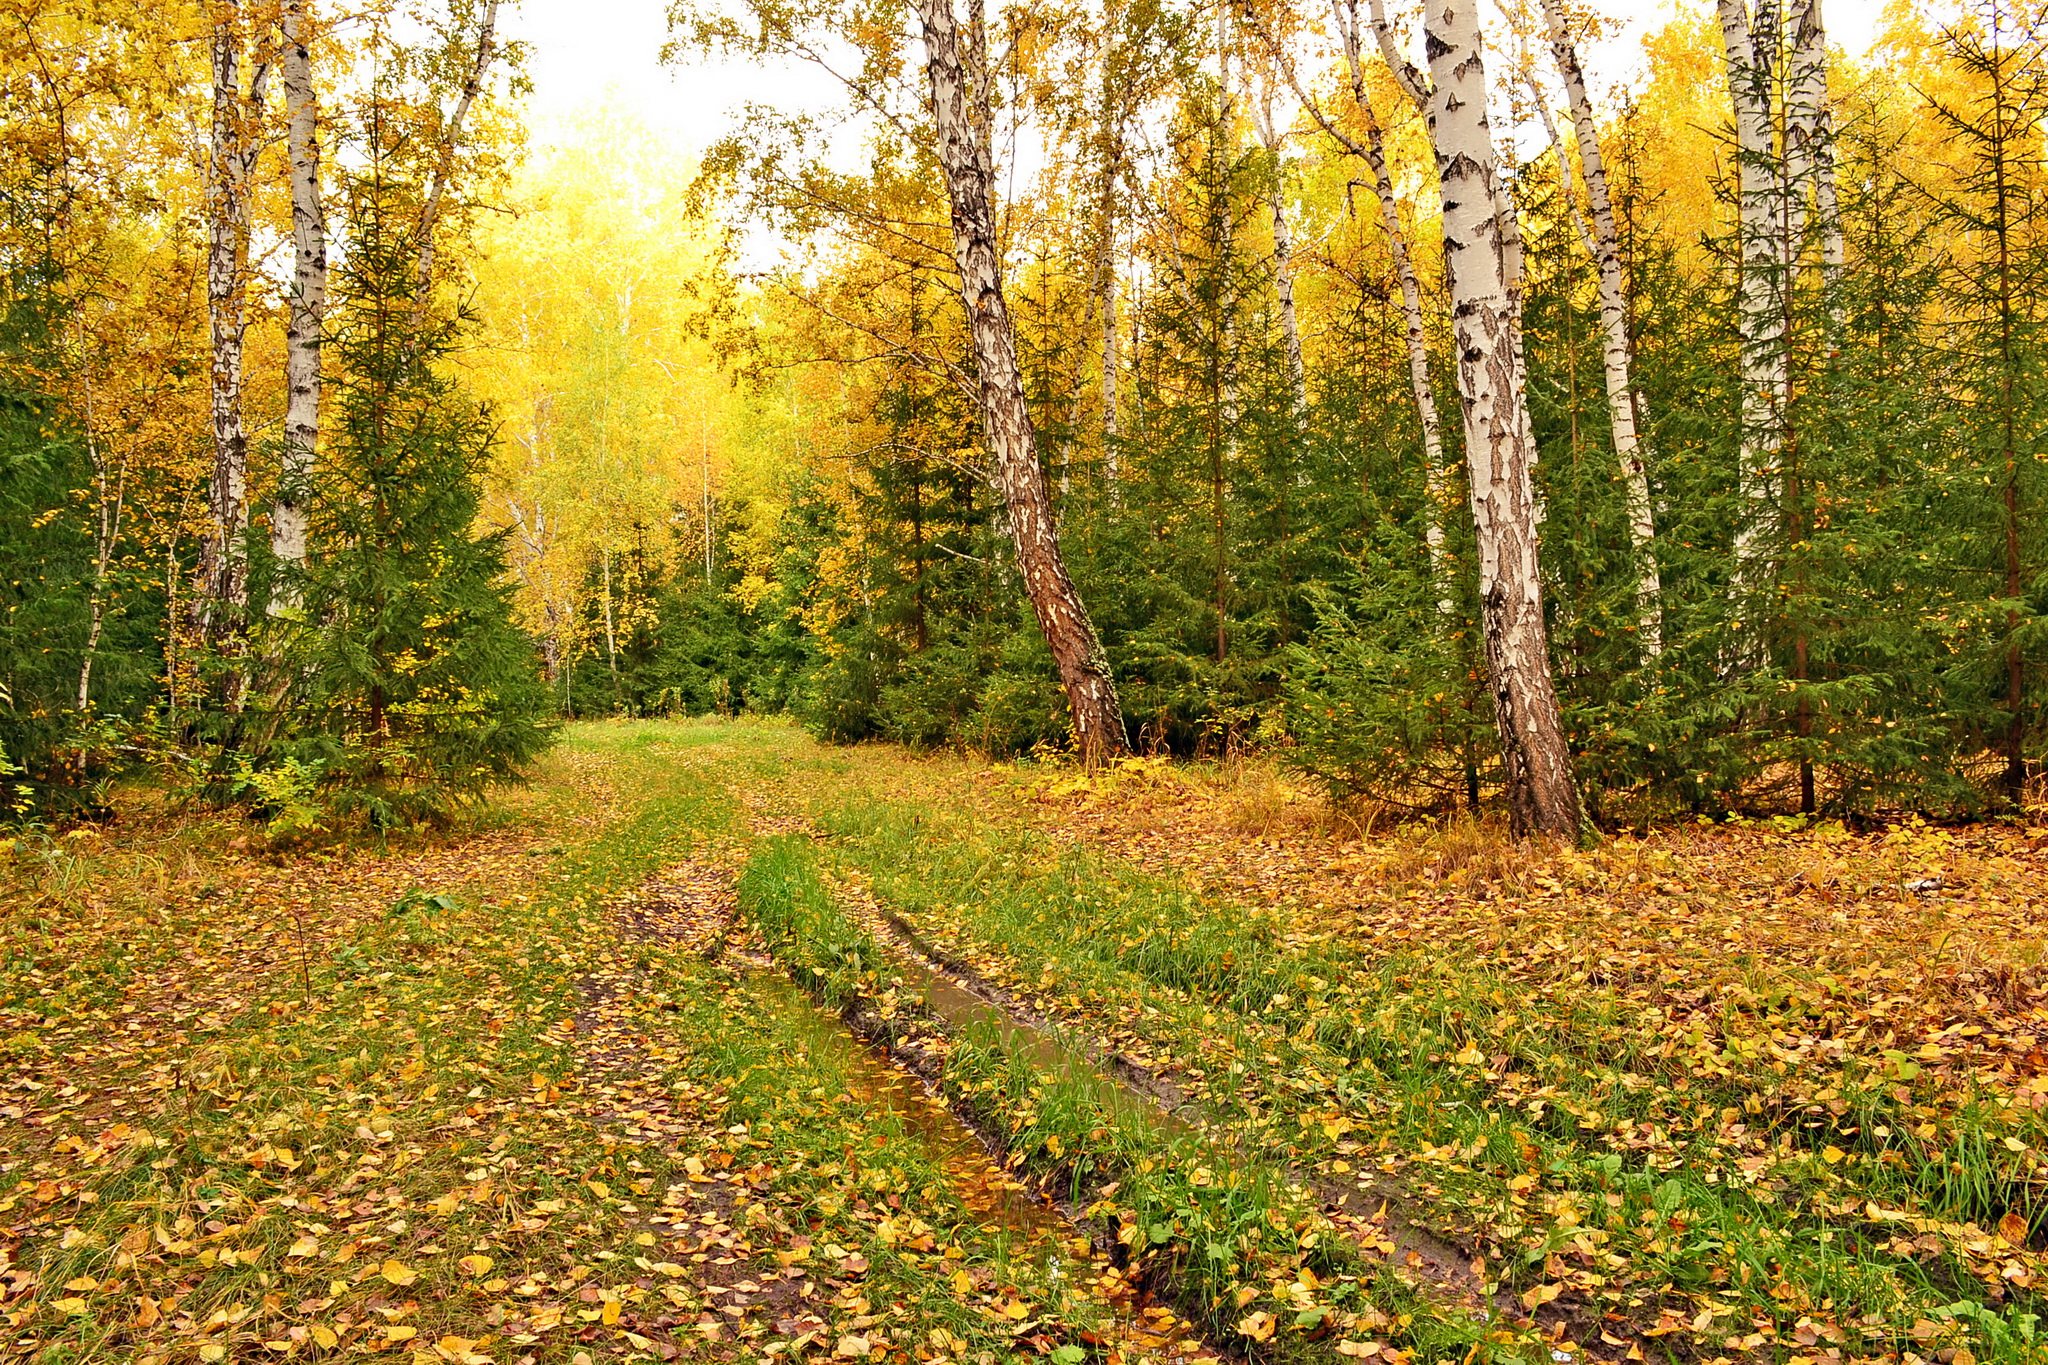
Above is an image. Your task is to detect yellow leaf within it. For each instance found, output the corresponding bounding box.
[61,1276,97,1292]
[199,1345,227,1363]
[381,1260,418,1286]
[601,1299,621,1326]
[1521,1283,1562,1311]
[950,1269,974,1294]
[1453,1045,1484,1065]
[287,1234,320,1258]
[1999,1211,2029,1245]
[458,1254,494,1277]
[835,1335,871,1358]
[586,1180,611,1200]
[1336,1343,1381,1358]
[54,1297,89,1315]
[385,1324,417,1343]
[1238,1311,1276,1342]
[1822,1145,1846,1165]
[1002,1300,1030,1320]
[310,1324,339,1349]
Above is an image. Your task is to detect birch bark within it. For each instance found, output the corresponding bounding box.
[1786,0,1842,337]
[913,0,1129,760]
[196,12,268,661]
[271,0,327,603]
[1251,89,1307,421]
[1391,0,1587,838]
[1540,0,1663,656]
[1330,0,1450,605]
[1095,28,1123,497]
[1720,0,1785,635]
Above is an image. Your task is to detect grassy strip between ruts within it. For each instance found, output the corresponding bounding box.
[805,797,2048,1365]
[735,835,1503,1365]
[0,721,1165,1364]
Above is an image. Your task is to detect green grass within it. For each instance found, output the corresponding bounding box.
[811,796,2048,1365]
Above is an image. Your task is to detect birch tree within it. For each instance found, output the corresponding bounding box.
[270,0,327,602]
[195,7,269,666]
[1538,0,1662,657]
[1370,0,1586,839]
[1330,0,1452,605]
[1249,83,1307,421]
[914,0,1129,759]
[1719,0,1786,640]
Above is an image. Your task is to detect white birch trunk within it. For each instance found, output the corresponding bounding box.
[1720,0,1785,630]
[1410,0,1586,838]
[271,0,327,602]
[1787,0,1842,338]
[1541,0,1663,657]
[914,0,1128,759]
[196,13,266,653]
[1332,0,1451,609]
[1251,91,1307,421]
[1096,40,1123,496]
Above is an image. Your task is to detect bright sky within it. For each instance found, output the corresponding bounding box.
[505,0,1890,158]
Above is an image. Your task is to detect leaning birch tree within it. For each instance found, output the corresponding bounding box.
[1370,0,1586,839]
[913,0,1129,759]
[1537,0,1662,657]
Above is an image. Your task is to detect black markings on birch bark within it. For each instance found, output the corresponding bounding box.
[913,0,1129,761]
[197,8,270,678]
[1537,0,1662,657]
[272,0,328,607]
[1377,0,1587,839]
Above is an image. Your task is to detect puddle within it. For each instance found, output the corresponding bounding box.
[604,856,1223,1362]
[756,969,1075,1250]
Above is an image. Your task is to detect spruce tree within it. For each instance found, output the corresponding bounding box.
[265,161,552,829]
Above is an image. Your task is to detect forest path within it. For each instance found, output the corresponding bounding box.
[4,718,2044,1365]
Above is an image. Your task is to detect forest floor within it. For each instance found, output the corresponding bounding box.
[2,719,2045,1365]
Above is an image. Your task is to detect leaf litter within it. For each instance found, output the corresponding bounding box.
[7,721,2047,1365]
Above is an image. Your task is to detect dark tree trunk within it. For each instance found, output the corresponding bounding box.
[914,0,1129,761]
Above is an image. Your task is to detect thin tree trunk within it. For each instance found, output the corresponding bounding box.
[1787,0,1842,338]
[1306,0,1451,605]
[600,544,621,710]
[1540,0,1663,657]
[415,0,499,307]
[1720,0,1785,651]
[1394,0,1587,839]
[196,12,267,686]
[1101,265,1121,497]
[913,0,1128,760]
[1251,89,1307,421]
[1095,10,1123,497]
[271,0,327,605]
[74,321,127,713]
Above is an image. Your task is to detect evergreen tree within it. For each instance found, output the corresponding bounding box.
[263,162,553,829]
